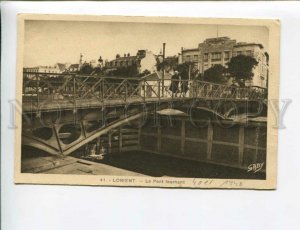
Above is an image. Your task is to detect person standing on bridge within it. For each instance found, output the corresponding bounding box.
[169,70,180,97]
[180,72,189,97]
[230,80,238,98]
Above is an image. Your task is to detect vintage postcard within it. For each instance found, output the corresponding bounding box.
[14,14,279,189]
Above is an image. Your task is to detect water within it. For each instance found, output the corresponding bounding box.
[72,150,266,179]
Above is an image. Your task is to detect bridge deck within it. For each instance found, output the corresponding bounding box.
[22,96,260,112]
[22,97,193,112]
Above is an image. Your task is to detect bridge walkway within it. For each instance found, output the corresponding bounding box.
[22,72,267,112]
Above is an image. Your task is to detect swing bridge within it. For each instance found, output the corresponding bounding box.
[21,72,267,171]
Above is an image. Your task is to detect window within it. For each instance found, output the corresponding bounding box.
[203,53,208,61]
[194,55,199,61]
[224,51,230,60]
[237,51,242,56]
[211,52,221,61]
[246,50,253,56]
[185,55,191,62]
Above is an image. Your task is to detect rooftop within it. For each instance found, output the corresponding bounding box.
[182,48,199,52]
[203,37,231,43]
[56,63,66,71]
[142,71,172,81]
[69,64,79,68]
[234,43,264,49]
[112,56,138,62]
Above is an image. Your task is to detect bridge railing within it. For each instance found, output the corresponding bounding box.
[22,72,267,109]
[190,81,267,100]
[23,73,144,106]
[141,78,267,101]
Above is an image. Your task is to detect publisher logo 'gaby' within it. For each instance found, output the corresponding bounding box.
[248,163,265,173]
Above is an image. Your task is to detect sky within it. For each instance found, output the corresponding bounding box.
[24,20,269,67]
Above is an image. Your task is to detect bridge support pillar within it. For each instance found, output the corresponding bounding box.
[181,120,185,154]
[108,132,112,154]
[207,122,213,160]
[138,122,142,148]
[101,106,105,127]
[157,125,162,153]
[153,102,161,127]
[238,126,245,165]
[119,127,122,152]
[96,136,101,155]
[52,124,63,155]
[81,121,87,138]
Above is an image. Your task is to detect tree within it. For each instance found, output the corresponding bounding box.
[227,55,258,86]
[93,67,103,75]
[176,62,198,80]
[80,63,93,75]
[138,69,151,77]
[203,64,227,84]
[156,56,178,72]
[106,63,139,77]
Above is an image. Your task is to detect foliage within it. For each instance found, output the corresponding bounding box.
[92,67,103,75]
[203,64,228,84]
[79,63,94,75]
[106,63,139,77]
[137,69,151,77]
[176,62,198,80]
[227,55,258,86]
[156,56,178,72]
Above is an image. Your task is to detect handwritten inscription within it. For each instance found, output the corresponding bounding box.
[193,179,243,188]
[220,180,243,187]
[248,162,264,173]
[192,178,214,186]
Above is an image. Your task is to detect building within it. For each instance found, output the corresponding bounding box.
[232,43,269,87]
[23,63,68,74]
[105,50,157,75]
[68,64,80,73]
[23,66,40,73]
[24,63,65,74]
[141,71,173,98]
[181,48,200,66]
[54,63,68,73]
[89,60,98,68]
[181,37,269,88]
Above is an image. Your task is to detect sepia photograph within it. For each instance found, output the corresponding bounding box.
[14,14,279,189]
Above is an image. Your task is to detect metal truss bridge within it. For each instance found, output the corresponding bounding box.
[22,72,267,112]
[21,72,267,158]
